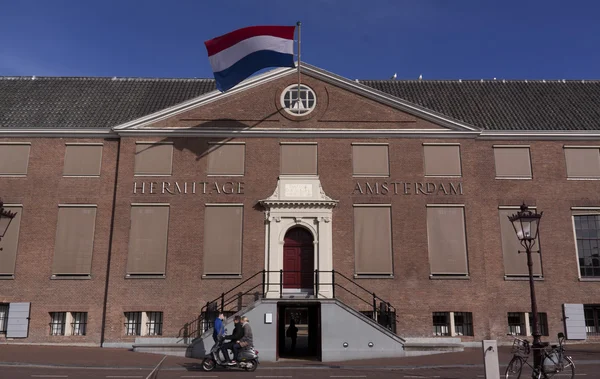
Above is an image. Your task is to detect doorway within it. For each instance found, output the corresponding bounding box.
[277,302,321,360]
[283,227,314,292]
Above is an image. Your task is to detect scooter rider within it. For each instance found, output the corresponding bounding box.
[233,316,253,363]
[221,315,243,365]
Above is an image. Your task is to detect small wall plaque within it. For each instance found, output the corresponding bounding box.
[264,313,273,324]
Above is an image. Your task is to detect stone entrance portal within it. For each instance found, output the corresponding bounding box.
[260,176,337,299]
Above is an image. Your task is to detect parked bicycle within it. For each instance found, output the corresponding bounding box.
[505,332,575,379]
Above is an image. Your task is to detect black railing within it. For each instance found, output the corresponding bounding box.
[177,269,398,341]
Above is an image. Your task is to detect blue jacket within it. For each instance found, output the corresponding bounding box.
[213,317,225,336]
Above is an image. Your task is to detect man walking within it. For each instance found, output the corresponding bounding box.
[213,313,225,345]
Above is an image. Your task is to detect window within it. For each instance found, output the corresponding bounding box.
[493,146,532,179]
[280,143,317,175]
[584,305,600,336]
[426,205,469,277]
[0,304,8,333]
[203,204,243,276]
[50,312,66,336]
[146,312,163,336]
[63,144,103,177]
[564,147,600,179]
[352,144,389,177]
[0,143,30,176]
[125,311,163,336]
[432,312,473,337]
[573,213,600,278]
[454,312,474,336]
[508,312,526,336]
[499,207,542,277]
[207,143,245,176]
[0,205,22,278]
[134,142,173,176]
[423,144,462,177]
[280,84,317,116]
[508,312,548,336]
[353,205,393,276]
[433,312,450,336]
[528,312,549,336]
[125,312,142,336]
[52,205,97,277]
[126,204,170,276]
[71,312,87,336]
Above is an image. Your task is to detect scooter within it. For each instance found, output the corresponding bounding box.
[202,334,259,372]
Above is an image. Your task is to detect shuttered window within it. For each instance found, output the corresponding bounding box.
[126,204,170,275]
[207,143,245,176]
[63,144,103,176]
[423,144,462,176]
[564,147,600,178]
[134,142,173,176]
[0,143,30,176]
[499,208,542,277]
[353,205,393,276]
[493,146,532,179]
[52,206,97,275]
[0,205,22,277]
[426,205,469,276]
[352,144,389,177]
[203,204,243,276]
[280,143,317,175]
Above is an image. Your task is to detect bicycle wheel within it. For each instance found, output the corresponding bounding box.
[542,356,575,379]
[505,356,523,379]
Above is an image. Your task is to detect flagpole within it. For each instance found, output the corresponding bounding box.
[296,21,301,111]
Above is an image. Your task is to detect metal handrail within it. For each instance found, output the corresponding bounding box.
[182,268,399,339]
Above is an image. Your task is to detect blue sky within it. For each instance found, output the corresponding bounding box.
[1,0,598,80]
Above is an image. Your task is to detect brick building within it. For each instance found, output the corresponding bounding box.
[1,64,599,359]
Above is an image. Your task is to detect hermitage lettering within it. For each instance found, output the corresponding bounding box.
[353,181,463,195]
[133,181,245,195]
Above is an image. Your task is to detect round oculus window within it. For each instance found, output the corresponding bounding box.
[280,84,317,116]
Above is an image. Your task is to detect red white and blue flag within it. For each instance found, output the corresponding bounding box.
[204,25,296,92]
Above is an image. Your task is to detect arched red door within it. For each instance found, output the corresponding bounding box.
[283,227,314,290]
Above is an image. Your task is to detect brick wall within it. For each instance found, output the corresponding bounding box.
[2,73,600,345]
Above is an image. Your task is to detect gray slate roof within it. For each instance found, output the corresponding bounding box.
[361,80,600,131]
[0,77,216,129]
[1,76,600,131]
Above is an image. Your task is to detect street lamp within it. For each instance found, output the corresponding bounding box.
[0,199,18,251]
[508,203,544,368]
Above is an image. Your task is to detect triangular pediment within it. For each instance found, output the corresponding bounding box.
[113,63,479,136]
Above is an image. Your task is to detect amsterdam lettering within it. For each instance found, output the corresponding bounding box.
[353,181,463,195]
[133,181,244,195]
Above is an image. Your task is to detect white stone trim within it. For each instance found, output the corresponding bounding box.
[261,177,337,299]
[65,143,104,146]
[116,127,479,139]
[0,129,116,138]
[422,142,461,146]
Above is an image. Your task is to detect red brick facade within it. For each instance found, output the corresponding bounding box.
[1,72,599,346]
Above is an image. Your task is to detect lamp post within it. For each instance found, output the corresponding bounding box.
[0,199,18,251]
[508,203,544,368]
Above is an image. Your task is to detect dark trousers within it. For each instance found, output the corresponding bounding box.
[232,343,242,361]
[291,337,297,352]
[212,334,218,344]
[220,341,235,361]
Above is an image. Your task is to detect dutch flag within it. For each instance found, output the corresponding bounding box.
[204,25,296,92]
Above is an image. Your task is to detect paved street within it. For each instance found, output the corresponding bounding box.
[1,343,600,379]
[2,363,600,379]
